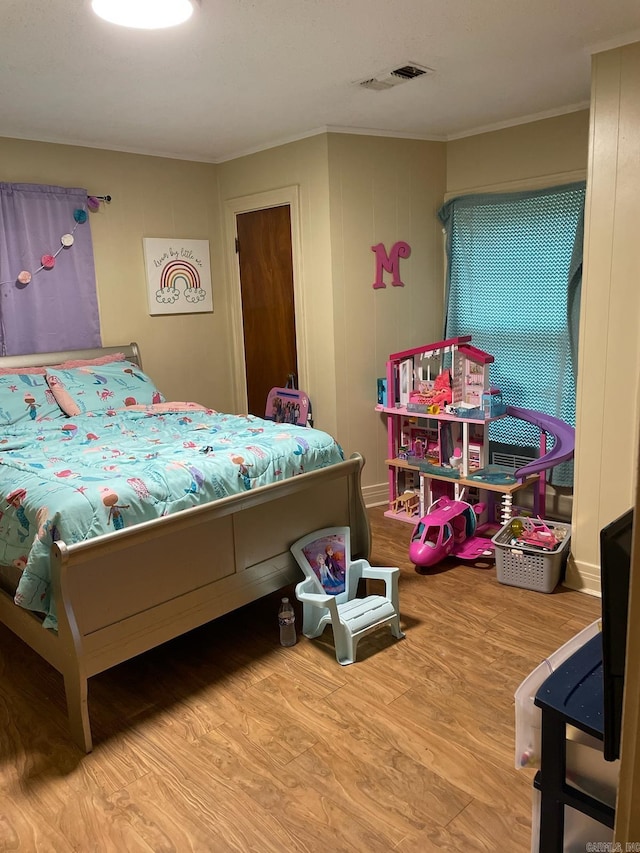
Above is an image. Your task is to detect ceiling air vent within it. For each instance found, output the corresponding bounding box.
[358,63,433,91]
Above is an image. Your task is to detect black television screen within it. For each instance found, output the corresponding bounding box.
[600,507,634,762]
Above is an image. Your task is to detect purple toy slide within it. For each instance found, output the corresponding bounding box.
[506,406,575,479]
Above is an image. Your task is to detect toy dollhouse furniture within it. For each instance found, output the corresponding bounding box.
[390,490,420,516]
[290,527,404,665]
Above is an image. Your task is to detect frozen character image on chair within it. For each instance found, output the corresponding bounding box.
[324,543,345,586]
[299,532,347,596]
[315,552,345,591]
[316,553,332,587]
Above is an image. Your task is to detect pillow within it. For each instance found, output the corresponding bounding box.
[0,373,65,425]
[46,361,165,415]
[0,353,126,377]
[52,352,126,369]
[0,365,46,375]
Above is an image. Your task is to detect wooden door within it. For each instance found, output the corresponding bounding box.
[236,206,298,416]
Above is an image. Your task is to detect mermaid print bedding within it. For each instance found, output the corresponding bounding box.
[0,405,343,630]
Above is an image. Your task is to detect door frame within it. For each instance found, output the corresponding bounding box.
[224,185,306,413]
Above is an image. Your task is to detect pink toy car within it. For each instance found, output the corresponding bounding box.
[409,496,495,568]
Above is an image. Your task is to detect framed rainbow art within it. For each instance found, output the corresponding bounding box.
[143,237,213,315]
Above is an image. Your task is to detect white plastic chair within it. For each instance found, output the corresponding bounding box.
[290,526,404,665]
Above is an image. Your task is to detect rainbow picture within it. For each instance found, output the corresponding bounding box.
[159,259,201,292]
[144,238,213,315]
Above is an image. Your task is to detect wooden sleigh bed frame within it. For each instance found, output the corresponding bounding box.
[0,343,370,752]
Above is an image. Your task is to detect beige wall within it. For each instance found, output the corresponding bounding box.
[568,44,640,595]
[446,110,590,195]
[326,134,446,498]
[0,137,228,410]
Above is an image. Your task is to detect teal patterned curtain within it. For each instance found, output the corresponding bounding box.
[438,182,586,486]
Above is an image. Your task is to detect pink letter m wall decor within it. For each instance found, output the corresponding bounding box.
[371,241,411,289]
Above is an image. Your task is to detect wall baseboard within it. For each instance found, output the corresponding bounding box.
[363,483,389,508]
[563,555,602,597]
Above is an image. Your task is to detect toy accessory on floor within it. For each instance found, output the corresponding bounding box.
[290,526,404,665]
[409,495,495,568]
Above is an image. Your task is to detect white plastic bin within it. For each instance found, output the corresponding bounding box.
[530,788,614,853]
[514,619,601,770]
[530,733,618,852]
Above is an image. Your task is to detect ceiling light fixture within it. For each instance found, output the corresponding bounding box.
[91,0,198,29]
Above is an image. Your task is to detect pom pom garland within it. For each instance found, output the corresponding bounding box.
[1,193,108,288]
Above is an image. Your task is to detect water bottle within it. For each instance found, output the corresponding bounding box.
[278,597,297,647]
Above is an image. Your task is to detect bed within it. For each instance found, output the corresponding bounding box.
[0,342,370,752]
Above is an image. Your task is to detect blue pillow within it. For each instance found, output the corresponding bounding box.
[0,373,64,425]
[46,361,165,415]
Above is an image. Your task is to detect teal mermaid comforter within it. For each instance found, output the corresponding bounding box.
[0,405,344,630]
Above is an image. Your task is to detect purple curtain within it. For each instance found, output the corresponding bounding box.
[0,183,101,355]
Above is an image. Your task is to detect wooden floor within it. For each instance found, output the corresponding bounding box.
[0,507,600,852]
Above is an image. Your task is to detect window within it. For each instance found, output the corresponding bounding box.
[438,182,585,483]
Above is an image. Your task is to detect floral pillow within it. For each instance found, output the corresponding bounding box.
[0,373,64,425]
[45,361,165,416]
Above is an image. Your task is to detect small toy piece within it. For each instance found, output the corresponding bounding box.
[390,490,420,516]
[514,517,564,551]
[409,495,495,568]
[408,368,453,410]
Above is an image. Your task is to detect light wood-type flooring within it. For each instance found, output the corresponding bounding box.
[0,507,600,852]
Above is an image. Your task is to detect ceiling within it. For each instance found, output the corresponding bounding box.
[3,0,640,164]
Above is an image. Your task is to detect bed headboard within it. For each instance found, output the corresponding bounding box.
[0,342,142,370]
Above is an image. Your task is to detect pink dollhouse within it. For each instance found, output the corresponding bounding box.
[376,336,525,525]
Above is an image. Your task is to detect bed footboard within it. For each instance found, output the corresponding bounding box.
[47,452,369,751]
